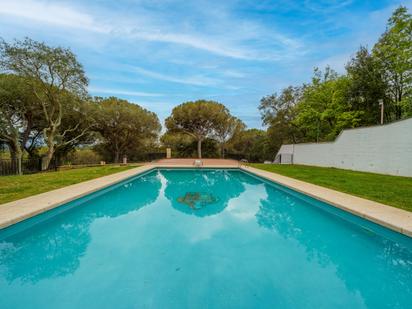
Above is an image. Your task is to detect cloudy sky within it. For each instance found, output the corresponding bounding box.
[0,0,410,128]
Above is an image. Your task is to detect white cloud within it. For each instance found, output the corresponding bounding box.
[128,31,256,60]
[303,0,353,13]
[0,0,303,61]
[88,87,164,97]
[220,69,246,78]
[132,66,222,87]
[0,0,107,33]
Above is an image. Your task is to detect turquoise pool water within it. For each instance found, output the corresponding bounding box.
[1,169,411,308]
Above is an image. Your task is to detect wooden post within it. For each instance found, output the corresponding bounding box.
[379,99,384,125]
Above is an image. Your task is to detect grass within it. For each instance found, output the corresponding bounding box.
[249,164,412,212]
[0,165,137,205]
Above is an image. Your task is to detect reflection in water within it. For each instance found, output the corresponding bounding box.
[256,183,412,308]
[0,173,161,284]
[0,169,411,309]
[163,169,247,217]
[177,192,218,209]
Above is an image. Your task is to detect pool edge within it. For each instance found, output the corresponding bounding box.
[241,165,412,238]
[0,165,156,229]
[1,163,411,238]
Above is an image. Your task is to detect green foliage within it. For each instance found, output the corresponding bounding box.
[373,6,412,120]
[0,74,35,148]
[293,69,363,142]
[213,115,245,158]
[227,129,271,162]
[0,38,163,168]
[93,97,161,163]
[2,6,412,167]
[63,148,103,165]
[259,86,303,151]
[0,74,43,173]
[165,100,239,158]
[0,37,90,169]
[345,46,387,124]
[261,6,412,153]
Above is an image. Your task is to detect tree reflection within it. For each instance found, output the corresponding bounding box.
[163,169,247,217]
[256,184,412,308]
[0,172,161,283]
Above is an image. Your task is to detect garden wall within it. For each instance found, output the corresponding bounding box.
[276,117,412,176]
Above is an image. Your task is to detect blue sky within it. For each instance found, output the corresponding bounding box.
[0,0,410,128]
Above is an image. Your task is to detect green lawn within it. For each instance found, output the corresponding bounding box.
[249,164,412,212]
[0,165,137,205]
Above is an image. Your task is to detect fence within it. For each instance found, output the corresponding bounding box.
[0,158,58,176]
[0,152,167,176]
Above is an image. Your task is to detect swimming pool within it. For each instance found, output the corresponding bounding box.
[1,168,411,308]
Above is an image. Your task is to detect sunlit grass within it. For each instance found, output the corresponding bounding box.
[0,165,137,204]
[249,164,412,212]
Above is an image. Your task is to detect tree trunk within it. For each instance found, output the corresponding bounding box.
[114,150,120,163]
[220,144,225,159]
[15,147,23,175]
[43,144,55,171]
[8,141,22,175]
[42,126,57,170]
[9,145,17,161]
[197,139,202,159]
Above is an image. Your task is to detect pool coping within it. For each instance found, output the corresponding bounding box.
[0,165,155,230]
[241,165,412,238]
[0,163,411,237]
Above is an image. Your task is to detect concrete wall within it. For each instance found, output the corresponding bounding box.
[277,118,412,176]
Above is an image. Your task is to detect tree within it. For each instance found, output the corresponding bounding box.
[257,6,412,152]
[0,74,40,174]
[345,46,388,125]
[227,129,271,162]
[213,115,245,158]
[53,99,96,162]
[161,132,194,157]
[372,6,412,120]
[0,38,89,169]
[293,68,363,142]
[165,100,228,158]
[259,86,304,152]
[93,97,160,163]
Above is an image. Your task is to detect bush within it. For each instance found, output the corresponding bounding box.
[64,149,103,165]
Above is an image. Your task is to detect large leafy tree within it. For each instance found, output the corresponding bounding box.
[258,6,412,154]
[160,133,220,158]
[93,97,161,163]
[373,6,412,120]
[213,115,245,158]
[293,68,363,142]
[0,74,42,174]
[0,38,89,169]
[259,86,303,151]
[227,129,271,162]
[345,46,388,125]
[53,98,96,162]
[161,132,194,157]
[165,100,229,158]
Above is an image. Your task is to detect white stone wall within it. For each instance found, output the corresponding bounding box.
[277,118,412,176]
